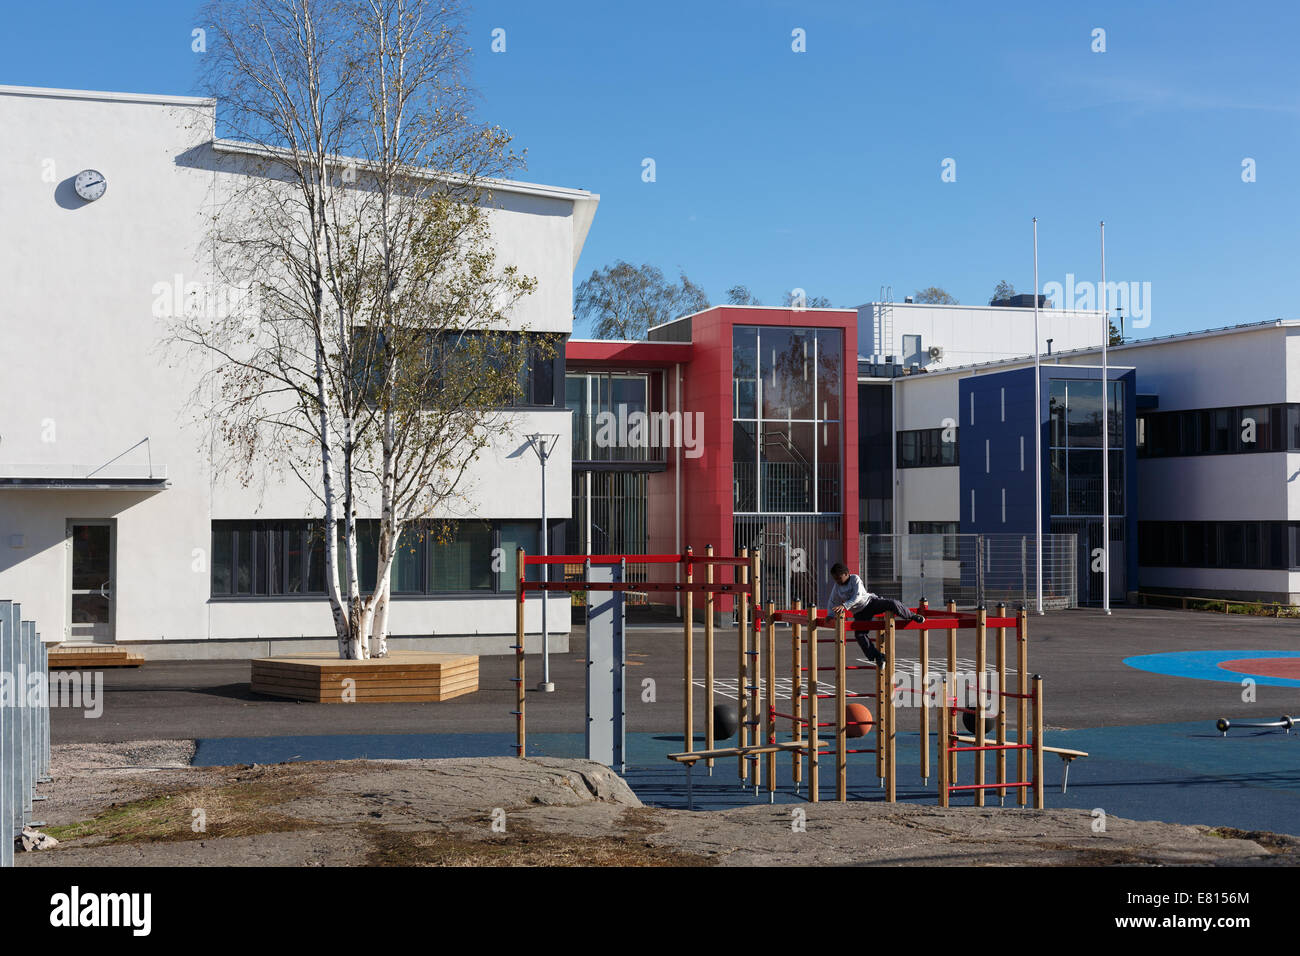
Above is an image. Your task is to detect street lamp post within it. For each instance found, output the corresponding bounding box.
[526,433,560,692]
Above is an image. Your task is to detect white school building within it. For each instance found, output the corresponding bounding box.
[0,85,592,658]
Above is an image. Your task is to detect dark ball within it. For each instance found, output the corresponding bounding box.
[961,710,997,736]
[712,702,739,740]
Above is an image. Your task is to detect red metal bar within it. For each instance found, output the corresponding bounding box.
[950,744,1032,753]
[523,553,681,565]
[522,552,754,566]
[521,581,746,593]
[948,782,1032,792]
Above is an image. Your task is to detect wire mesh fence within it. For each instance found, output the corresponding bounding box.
[1,600,51,867]
[859,533,1078,611]
[734,514,844,610]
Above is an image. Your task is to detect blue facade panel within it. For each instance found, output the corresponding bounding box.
[959,365,1139,602]
[959,368,1039,535]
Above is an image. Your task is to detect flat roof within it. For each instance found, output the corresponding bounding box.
[0,84,215,107]
[648,304,857,333]
[855,300,1105,316]
[859,318,1299,382]
[0,477,169,491]
[567,339,692,368]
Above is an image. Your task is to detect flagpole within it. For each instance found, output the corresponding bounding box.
[1033,218,1043,615]
[1101,221,1111,615]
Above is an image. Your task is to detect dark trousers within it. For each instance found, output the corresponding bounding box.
[852,598,914,657]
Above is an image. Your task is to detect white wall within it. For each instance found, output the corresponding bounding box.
[1055,323,1288,410]
[0,87,590,652]
[858,302,1105,370]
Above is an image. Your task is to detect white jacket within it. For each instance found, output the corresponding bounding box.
[828,573,875,612]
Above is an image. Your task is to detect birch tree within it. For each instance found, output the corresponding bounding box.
[178,0,540,658]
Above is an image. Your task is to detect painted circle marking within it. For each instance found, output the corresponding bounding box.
[1123,650,1300,688]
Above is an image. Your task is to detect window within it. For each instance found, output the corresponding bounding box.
[733,325,842,513]
[566,371,656,462]
[500,522,541,584]
[427,521,494,591]
[211,521,327,597]
[351,328,560,411]
[897,427,958,467]
[1138,521,1299,570]
[211,519,537,598]
[513,334,559,407]
[1049,379,1125,517]
[1138,403,1300,458]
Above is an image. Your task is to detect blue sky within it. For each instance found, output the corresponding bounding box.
[4,0,1299,338]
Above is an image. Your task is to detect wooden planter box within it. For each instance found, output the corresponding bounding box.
[48,644,144,668]
[250,651,478,703]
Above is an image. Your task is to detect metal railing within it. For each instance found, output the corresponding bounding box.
[860,533,1079,611]
[1138,591,1300,617]
[1,600,51,867]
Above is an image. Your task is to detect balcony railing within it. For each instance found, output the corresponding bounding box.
[570,414,668,465]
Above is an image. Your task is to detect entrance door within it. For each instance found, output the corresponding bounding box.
[68,521,114,643]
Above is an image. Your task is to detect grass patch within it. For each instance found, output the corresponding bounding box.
[43,778,319,847]
[362,814,716,867]
[1204,826,1299,851]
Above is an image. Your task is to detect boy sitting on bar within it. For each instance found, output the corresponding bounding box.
[827,562,925,667]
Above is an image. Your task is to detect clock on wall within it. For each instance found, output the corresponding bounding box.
[74,169,107,202]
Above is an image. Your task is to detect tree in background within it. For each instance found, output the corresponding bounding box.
[781,290,833,308]
[1109,319,1123,345]
[575,261,709,338]
[989,280,1017,304]
[913,287,957,305]
[727,285,761,305]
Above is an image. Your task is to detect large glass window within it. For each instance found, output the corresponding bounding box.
[733,325,842,513]
[566,372,656,463]
[1049,379,1125,517]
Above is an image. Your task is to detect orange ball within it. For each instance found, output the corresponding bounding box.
[845,702,873,738]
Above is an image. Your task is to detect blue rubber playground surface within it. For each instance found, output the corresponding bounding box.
[193,721,1300,836]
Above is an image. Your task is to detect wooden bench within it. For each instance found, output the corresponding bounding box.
[667,740,816,764]
[668,740,819,808]
[954,734,1089,793]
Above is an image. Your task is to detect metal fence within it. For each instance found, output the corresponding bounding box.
[1,600,51,867]
[734,514,844,611]
[860,533,1078,611]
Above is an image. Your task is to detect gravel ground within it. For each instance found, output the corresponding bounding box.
[15,740,1300,867]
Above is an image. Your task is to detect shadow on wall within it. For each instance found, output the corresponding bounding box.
[54,177,92,211]
[0,491,149,575]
